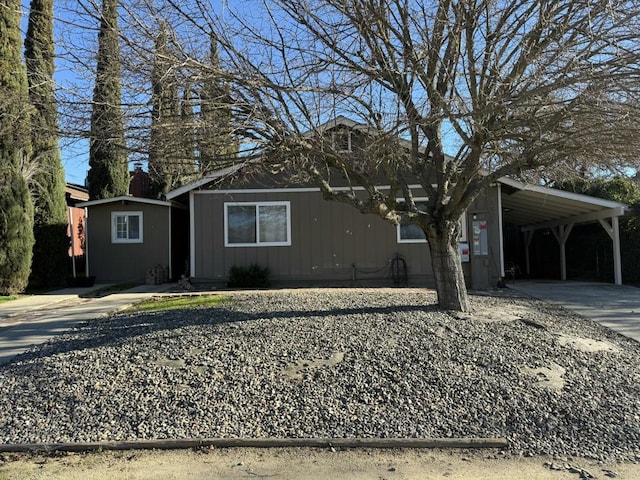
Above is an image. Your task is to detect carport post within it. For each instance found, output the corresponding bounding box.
[598,216,623,285]
[524,231,534,275]
[613,216,622,285]
[551,224,573,281]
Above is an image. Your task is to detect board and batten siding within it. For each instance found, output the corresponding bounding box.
[86,202,170,283]
[192,189,480,286]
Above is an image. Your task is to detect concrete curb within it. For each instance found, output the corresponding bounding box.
[0,437,508,453]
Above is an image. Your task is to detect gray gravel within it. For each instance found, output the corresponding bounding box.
[0,289,639,461]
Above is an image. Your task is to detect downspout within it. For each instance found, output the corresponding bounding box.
[168,206,172,280]
[84,207,89,277]
[497,183,505,279]
[189,191,196,278]
[68,207,77,278]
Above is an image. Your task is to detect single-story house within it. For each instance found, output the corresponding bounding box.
[78,118,628,288]
[77,196,188,283]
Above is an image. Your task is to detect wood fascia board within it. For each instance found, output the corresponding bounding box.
[520,206,626,232]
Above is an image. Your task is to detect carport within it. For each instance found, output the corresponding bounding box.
[498,178,628,284]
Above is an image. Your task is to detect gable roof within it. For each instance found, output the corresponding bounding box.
[164,116,629,230]
[78,196,174,208]
[312,115,419,152]
[165,117,434,198]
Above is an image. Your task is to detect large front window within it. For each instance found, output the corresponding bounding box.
[111,212,143,243]
[225,202,291,247]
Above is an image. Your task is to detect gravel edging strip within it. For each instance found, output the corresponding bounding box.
[0,437,508,453]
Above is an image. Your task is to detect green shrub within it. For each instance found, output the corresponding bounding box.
[228,264,271,288]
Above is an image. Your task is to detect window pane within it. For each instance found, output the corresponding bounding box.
[400,224,426,240]
[116,216,127,239]
[333,130,351,151]
[128,215,140,239]
[259,205,287,243]
[228,205,256,244]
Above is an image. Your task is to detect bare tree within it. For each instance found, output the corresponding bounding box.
[153,0,640,311]
[60,0,640,310]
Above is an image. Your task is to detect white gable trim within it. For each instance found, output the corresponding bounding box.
[78,196,173,208]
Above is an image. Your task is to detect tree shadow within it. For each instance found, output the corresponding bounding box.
[1,302,439,367]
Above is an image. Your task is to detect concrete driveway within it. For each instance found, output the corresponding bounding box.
[510,280,640,342]
[0,284,175,363]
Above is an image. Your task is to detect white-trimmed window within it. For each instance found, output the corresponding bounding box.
[224,201,291,247]
[396,200,467,243]
[111,211,143,243]
[332,130,352,152]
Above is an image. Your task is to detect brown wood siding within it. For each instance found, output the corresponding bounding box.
[193,190,456,286]
[467,186,503,289]
[86,203,170,283]
[192,187,501,288]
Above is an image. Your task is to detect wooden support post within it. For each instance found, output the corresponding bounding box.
[524,231,534,275]
[551,224,573,281]
[598,216,623,285]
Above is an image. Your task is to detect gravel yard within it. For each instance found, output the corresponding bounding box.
[0,289,638,462]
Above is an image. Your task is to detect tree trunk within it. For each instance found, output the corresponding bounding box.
[426,221,470,312]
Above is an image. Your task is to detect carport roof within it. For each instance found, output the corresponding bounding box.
[498,177,628,230]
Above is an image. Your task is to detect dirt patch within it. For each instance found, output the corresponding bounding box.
[282,352,345,381]
[556,334,621,353]
[521,362,566,392]
[464,304,537,323]
[1,448,638,480]
[154,358,186,368]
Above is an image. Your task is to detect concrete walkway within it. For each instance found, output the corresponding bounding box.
[0,284,175,364]
[510,280,640,342]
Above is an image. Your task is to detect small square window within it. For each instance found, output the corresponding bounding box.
[111,211,143,243]
[331,130,352,152]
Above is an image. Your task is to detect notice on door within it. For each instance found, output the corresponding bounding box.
[472,220,488,256]
[459,242,470,262]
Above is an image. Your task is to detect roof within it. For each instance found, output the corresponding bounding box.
[165,162,251,200]
[312,115,422,153]
[499,178,628,230]
[163,117,629,231]
[77,196,174,208]
[65,183,89,202]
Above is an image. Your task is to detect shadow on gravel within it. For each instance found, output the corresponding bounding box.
[2,302,440,366]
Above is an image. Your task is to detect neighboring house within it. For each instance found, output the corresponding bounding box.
[65,183,89,259]
[129,162,152,198]
[79,117,628,288]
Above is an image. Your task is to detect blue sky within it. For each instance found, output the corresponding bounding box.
[21,1,90,185]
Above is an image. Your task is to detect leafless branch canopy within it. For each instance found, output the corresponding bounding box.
[56,0,640,224]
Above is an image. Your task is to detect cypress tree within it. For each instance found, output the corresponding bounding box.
[180,83,197,179]
[0,0,35,295]
[87,0,129,200]
[148,23,180,195]
[25,0,69,287]
[198,34,237,176]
